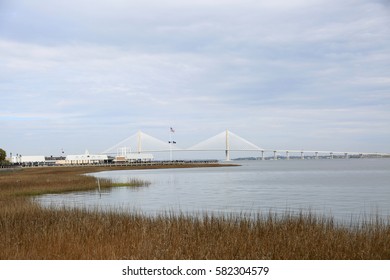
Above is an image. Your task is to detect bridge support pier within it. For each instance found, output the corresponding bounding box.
[273,151,277,160]
[261,150,264,160]
[345,153,349,159]
[301,151,304,160]
[286,151,289,160]
[330,152,334,159]
[315,152,319,160]
[225,150,230,161]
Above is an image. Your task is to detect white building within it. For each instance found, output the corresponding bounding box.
[11,155,46,164]
[65,150,108,165]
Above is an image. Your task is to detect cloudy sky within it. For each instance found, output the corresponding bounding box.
[1,0,389,158]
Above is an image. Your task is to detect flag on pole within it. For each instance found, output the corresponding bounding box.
[170,127,175,133]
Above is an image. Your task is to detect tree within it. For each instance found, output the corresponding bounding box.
[0,148,6,161]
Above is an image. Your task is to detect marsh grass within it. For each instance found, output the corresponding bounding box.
[110,179,151,188]
[1,165,390,260]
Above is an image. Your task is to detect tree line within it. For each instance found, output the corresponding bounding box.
[0,148,11,167]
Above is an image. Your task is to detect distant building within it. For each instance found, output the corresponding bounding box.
[65,150,108,165]
[114,153,153,163]
[45,156,66,166]
[11,155,46,165]
[113,147,153,163]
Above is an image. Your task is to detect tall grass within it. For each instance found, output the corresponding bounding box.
[0,166,149,197]
[1,166,389,260]
[110,178,151,188]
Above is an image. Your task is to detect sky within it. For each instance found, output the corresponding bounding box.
[1,0,390,158]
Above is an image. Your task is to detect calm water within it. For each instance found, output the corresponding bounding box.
[35,159,390,222]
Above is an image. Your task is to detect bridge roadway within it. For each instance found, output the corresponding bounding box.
[111,148,390,161]
[102,130,390,161]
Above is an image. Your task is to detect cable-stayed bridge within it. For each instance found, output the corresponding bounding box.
[187,130,263,161]
[103,130,183,154]
[102,130,389,161]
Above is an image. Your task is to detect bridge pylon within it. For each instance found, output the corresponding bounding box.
[225,129,230,161]
[188,129,263,161]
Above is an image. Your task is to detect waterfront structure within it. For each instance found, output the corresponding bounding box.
[11,155,46,165]
[113,147,153,163]
[9,130,390,165]
[65,150,108,165]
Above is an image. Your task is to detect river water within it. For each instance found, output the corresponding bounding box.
[34,159,390,223]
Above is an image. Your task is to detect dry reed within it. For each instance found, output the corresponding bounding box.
[1,165,389,260]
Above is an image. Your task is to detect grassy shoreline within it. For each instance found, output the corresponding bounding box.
[1,164,389,260]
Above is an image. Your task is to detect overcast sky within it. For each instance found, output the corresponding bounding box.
[1,0,389,158]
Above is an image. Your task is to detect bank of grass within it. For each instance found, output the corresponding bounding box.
[1,165,389,259]
[111,179,151,187]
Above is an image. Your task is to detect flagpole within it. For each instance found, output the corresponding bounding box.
[169,127,175,161]
[169,129,172,161]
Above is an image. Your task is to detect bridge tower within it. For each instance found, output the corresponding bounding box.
[225,129,230,161]
[137,130,142,153]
